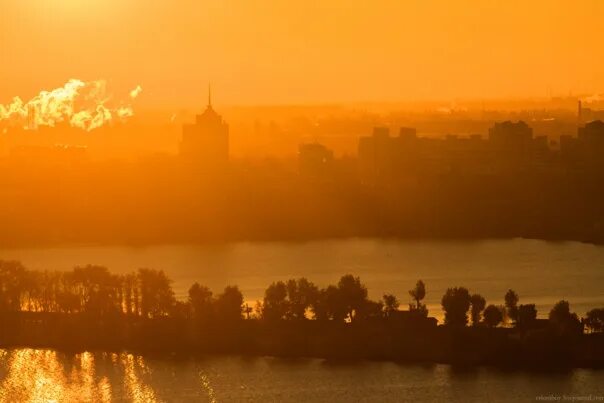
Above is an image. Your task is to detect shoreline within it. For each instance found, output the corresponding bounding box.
[0,345,602,372]
[0,314,602,370]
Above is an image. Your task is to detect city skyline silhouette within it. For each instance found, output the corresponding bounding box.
[1,1,604,401]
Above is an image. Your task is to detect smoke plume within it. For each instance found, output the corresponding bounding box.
[0,79,142,131]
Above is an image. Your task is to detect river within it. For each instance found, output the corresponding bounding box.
[0,349,602,402]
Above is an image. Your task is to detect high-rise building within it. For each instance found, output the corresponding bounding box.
[488,121,533,149]
[578,119,604,142]
[562,120,604,170]
[180,87,229,166]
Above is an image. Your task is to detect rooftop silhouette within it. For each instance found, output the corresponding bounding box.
[180,86,229,166]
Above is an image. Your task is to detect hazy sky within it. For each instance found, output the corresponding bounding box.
[1,0,603,107]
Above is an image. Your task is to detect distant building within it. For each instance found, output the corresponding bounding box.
[358,125,493,182]
[487,121,542,171]
[358,127,397,183]
[359,126,437,183]
[576,120,604,170]
[578,119,604,142]
[180,87,229,166]
[298,143,334,177]
[577,101,604,125]
[488,121,533,149]
[561,120,604,166]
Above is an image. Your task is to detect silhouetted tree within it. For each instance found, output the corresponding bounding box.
[549,300,572,323]
[517,304,537,328]
[25,270,40,312]
[0,260,27,312]
[549,300,582,335]
[469,294,486,326]
[27,270,44,312]
[409,280,426,310]
[188,282,214,321]
[72,265,121,316]
[504,289,519,324]
[286,278,318,320]
[408,280,428,317]
[133,277,140,316]
[313,285,346,322]
[253,300,264,319]
[585,308,604,333]
[214,286,243,322]
[56,272,79,314]
[337,275,368,322]
[441,287,471,326]
[483,305,503,328]
[137,268,175,318]
[243,303,253,320]
[20,269,39,312]
[262,281,288,321]
[382,294,399,317]
[122,273,137,315]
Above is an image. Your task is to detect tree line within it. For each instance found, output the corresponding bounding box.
[0,260,602,333]
[440,286,603,334]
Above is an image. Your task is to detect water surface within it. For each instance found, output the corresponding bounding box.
[0,349,602,402]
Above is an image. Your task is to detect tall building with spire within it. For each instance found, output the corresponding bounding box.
[180,86,229,166]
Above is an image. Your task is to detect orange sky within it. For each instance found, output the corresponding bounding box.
[0,0,603,107]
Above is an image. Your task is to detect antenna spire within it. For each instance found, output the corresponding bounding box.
[208,83,212,108]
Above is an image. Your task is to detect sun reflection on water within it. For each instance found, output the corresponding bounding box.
[0,349,156,402]
[200,373,217,403]
[0,349,65,402]
[122,353,157,402]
